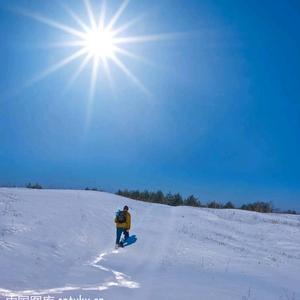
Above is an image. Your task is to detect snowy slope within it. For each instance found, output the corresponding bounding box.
[0,188,299,300]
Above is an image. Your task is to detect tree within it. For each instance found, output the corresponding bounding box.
[173,193,184,206]
[154,190,164,203]
[223,201,235,209]
[207,201,222,209]
[164,193,183,206]
[142,190,150,202]
[184,195,200,207]
[241,201,273,213]
[286,210,297,215]
[26,182,42,189]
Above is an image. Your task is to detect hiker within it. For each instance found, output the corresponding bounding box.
[115,205,131,248]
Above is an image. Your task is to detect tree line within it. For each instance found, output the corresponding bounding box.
[23,183,297,214]
[116,189,297,214]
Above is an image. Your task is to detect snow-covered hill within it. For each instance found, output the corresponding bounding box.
[0,188,299,300]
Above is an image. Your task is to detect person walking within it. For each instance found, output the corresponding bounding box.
[115,205,131,248]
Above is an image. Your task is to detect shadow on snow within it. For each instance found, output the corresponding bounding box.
[123,235,137,247]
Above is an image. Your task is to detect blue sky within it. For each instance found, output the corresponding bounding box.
[0,0,300,210]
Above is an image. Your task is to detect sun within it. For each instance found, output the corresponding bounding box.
[15,0,181,99]
[83,28,116,59]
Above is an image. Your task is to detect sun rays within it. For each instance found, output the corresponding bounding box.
[12,0,184,100]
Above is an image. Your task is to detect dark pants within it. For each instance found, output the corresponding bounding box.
[116,228,129,245]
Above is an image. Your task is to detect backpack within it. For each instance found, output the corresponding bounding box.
[116,210,126,223]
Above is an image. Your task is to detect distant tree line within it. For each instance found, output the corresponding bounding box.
[26,182,43,189]
[285,209,297,215]
[240,201,273,213]
[25,184,104,192]
[85,187,100,191]
[116,189,200,207]
[22,183,297,214]
[116,189,297,214]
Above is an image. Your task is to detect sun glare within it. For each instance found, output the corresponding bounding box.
[84,29,115,59]
[16,0,182,100]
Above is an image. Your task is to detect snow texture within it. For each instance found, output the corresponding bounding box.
[0,188,299,300]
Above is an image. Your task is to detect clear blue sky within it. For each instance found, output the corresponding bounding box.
[0,0,300,211]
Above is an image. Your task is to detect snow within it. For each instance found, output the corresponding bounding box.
[0,188,299,300]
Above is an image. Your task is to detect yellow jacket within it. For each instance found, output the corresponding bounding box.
[115,211,131,230]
